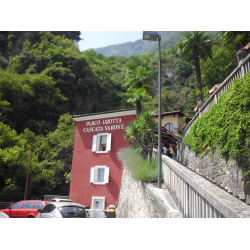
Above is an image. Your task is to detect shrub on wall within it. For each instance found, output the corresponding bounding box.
[184,72,250,184]
[117,147,159,182]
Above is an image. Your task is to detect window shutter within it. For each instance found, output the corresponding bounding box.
[106,133,111,151]
[90,168,95,183]
[92,135,97,152]
[104,167,109,183]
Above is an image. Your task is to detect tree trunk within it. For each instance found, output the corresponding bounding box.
[136,99,142,117]
[230,31,242,64]
[136,80,143,116]
[230,31,242,52]
[193,46,203,101]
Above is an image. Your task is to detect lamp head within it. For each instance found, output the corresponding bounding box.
[143,31,159,41]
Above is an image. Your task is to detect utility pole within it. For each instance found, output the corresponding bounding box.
[24,135,34,200]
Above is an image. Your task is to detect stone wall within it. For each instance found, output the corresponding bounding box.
[177,142,250,203]
[116,165,182,218]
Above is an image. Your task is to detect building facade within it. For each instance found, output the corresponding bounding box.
[152,110,190,136]
[69,108,136,217]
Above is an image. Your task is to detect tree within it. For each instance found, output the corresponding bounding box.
[200,44,237,90]
[0,113,75,201]
[177,31,213,102]
[125,58,153,116]
[219,31,250,63]
[124,110,157,163]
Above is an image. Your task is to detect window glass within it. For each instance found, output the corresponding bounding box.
[58,206,86,218]
[33,203,43,209]
[11,202,23,209]
[99,135,107,151]
[93,133,111,153]
[42,204,51,213]
[21,202,33,209]
[48,205,56,213]
[165,123,174,133]
[98,168,105,182]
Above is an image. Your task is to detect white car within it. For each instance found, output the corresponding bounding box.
[36,202,86,218]
[0,211,9,218]
[50,198,74,202]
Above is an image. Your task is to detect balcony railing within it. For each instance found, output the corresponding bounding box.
[182,53,250,139]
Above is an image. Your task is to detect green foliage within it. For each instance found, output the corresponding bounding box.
[0,69,68,135]
[125,57,153,114]
[0,113,75,201]
[184,73,250,183]
[0,30,248,199]
[117,147,159,182]
[174,58,194,83]
[124,110,157,162]
[200,44,237,89]
[219,31,250,53]
[176,31,213,102]
[0,32,154,200]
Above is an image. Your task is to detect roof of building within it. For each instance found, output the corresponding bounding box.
[244,41,250,49]
[152,110,186,118]
[72,108,137,118]
[155,126,181,145]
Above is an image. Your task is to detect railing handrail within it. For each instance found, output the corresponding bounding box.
[154,149,250,217]
[183,52,250,134]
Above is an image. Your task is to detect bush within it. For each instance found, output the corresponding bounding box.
[117,147,159,182]
[184,72,250,184]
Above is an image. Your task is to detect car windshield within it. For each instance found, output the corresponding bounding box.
[58,206,86,218]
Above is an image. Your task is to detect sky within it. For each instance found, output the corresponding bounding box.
[78,31,143,51]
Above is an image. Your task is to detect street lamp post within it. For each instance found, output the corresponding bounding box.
[143,31,162,188]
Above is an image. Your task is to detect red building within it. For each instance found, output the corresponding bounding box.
[69,108,136,217]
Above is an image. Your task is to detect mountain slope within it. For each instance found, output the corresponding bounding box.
[94,31,219,57]
[94,31,182,57]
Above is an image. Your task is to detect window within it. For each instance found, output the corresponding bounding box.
[42,204,51,213]
[92,133,111,153]
[90,166,109,184]
[21,202,33,209]
[47,204,56,213]
[11,202,23,209]
[33,203,43,209]
[164,123,175,133]
[58,206,86,218]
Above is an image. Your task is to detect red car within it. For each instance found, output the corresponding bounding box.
[0,200,50,218]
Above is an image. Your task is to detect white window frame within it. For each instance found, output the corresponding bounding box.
[90,166,109,185]
[92,133,111,153]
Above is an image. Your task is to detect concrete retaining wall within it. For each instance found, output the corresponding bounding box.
[177,142,250,203]
[116,165,182,218]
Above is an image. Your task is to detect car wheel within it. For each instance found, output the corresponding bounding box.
[28,215,34,218]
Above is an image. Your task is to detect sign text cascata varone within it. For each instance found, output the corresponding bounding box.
[83,118,125,132]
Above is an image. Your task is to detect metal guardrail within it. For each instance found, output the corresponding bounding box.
[182,53,250,139]
[0,202,13,210]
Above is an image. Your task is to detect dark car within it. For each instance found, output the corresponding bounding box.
[0,200,50,218]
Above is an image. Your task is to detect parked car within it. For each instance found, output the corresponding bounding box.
[0,211,9,218]
[36,202,86,218]
[50,198,74,202]
[0,200,50,218]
